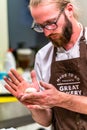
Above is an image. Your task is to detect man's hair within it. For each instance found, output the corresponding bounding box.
[29,0,79,19]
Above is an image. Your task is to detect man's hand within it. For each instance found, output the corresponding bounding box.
[4,69,40,99]
[20,81,61,109]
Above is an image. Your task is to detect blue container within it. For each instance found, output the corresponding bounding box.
[0,72,8,80]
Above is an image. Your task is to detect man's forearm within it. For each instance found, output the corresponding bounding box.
[57,91,87,114]
[30,108,52,126]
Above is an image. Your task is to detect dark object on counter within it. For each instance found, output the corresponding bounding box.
[17,48,35,69]
[36,128,46,130]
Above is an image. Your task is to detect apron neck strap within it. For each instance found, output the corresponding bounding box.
[80,27,87,59]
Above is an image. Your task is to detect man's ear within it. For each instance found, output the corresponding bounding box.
[65,3,73,17]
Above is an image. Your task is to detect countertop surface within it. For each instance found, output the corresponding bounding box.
[0,98,34,128]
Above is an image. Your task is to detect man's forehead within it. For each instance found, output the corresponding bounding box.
[31,5,59,23]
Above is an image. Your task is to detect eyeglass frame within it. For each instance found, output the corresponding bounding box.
[31,8,64,33]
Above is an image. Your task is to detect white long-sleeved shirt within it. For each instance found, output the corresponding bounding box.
[34,26,87,83]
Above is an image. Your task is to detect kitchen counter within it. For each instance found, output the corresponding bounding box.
[0,115,34,129]
[0,96,34,129]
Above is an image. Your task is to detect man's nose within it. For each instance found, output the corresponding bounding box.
[43,28,53,37]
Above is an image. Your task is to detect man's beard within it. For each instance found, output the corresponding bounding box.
[47,12,73,47]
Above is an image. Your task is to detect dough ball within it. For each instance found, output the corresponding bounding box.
[25,87,37,93]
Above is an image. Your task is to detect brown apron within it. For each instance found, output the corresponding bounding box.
[49,28,87,130]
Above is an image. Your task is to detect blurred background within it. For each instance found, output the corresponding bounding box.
[0,0,87,129]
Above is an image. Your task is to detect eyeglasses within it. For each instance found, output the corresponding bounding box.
[31,9,64,33]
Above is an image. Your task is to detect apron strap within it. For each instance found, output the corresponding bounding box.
[52,47,57,62]
[79,27,87,59]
